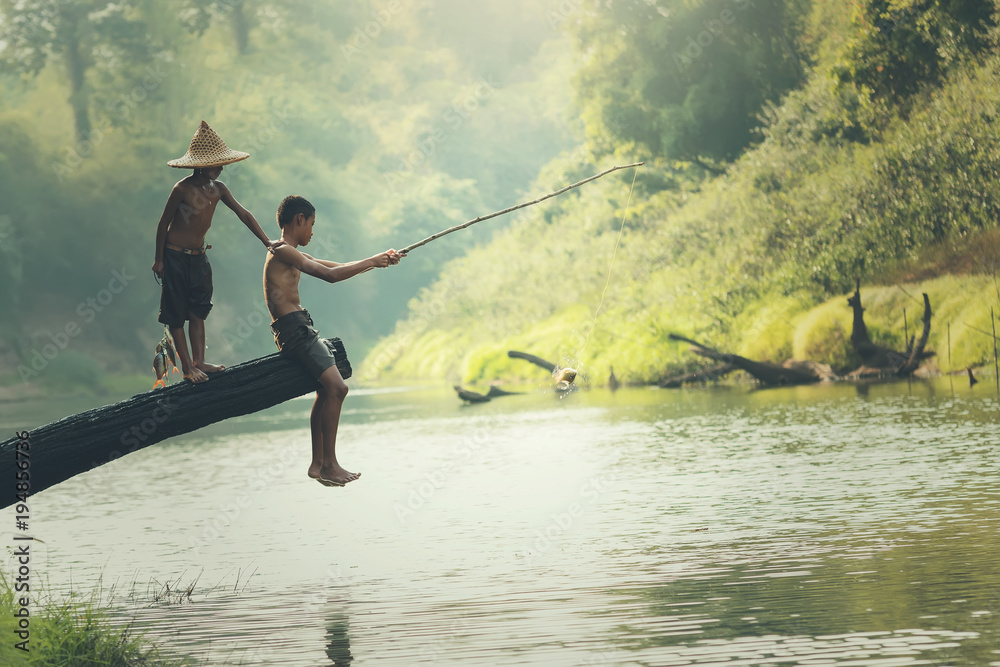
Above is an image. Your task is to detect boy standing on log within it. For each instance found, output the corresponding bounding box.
[153,121,283,384]
[264,195,403,487]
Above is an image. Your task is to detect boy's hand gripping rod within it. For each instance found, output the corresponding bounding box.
[395,162,645,255]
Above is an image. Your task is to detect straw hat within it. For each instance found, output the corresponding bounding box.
[167,120,249,168]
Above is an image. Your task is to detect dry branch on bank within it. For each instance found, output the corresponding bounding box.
[667,334,832,387]
[847,280,934,378]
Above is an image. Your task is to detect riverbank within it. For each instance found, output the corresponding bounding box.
[0,575,188,666]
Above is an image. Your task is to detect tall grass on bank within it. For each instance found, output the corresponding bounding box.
[0,574,189,667]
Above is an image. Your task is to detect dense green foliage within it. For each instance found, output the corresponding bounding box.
[365,0,1000,384]
[3,0,999,392]
[0,0,575,391]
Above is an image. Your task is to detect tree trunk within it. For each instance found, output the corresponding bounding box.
[847,282,934,377]
[0,341,351,510]
[230,0,251,54]
[668,334,823,386]
[893,293,932,376]
[63,15,92,143]
[659,363,735,388]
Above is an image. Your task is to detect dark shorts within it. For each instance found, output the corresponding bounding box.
[271,309,352,381]
[158,247,213,327]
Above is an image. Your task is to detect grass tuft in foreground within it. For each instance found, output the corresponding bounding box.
[0,573,191,666]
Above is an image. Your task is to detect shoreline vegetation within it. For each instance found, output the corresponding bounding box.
[4,2,1000,397]
[2,265,997,401]
[358,2,1000,387]
[0,574,190,666]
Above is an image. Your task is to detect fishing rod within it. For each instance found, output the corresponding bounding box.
[397,162,645,255]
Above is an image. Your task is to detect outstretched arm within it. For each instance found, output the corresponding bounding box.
[152,186,183,278]
[219,182,284,252]
[275,246,402,284]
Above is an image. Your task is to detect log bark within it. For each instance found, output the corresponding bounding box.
[668,334,824,387]
[0,341,351,510]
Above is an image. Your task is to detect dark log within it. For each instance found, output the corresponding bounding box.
[659,363,736,388]
[847,283,934,377]
[894,293,933,376]
[0,340,351,510]
[485,386,521,397]
[454,385,491,403]
[506,350,556,373]
[668,334,824,387]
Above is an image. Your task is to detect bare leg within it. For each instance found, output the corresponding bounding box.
[189,315,226,374]
[315,365,359,486]
[170,325,208,384]
[307,391,329,483]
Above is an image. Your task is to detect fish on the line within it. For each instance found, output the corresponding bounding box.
[152,328,180,388]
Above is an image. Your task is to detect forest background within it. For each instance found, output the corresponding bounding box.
[1,0,999,397]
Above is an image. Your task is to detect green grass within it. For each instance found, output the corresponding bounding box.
[0,574,190,666]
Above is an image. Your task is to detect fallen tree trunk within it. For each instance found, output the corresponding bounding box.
[668,334,827,387]
[659,363,736,388]
[0,341,351,510]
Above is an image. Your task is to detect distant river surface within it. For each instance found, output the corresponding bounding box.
[1,378,998,666]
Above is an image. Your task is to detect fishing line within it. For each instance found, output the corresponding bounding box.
[577,163,641,360]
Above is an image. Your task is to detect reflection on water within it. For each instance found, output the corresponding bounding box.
[325,613,353,666]
[1,379,998,665]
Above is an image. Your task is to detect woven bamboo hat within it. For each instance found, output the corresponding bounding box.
[167,120,249,168]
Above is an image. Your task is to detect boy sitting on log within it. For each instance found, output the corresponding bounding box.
[153,121,283,384]
[264,195,403,487]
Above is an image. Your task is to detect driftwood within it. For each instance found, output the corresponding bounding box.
[0,341,351,510]
[506,350,556,373]
[454,385,491,403]
[452,384,522,404]
[847,280,933,378]
[659,363,736,388]
[668,334,830,387]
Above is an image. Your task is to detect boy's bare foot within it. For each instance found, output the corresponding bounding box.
[196,361,226,373]
[318,465,361,486]
[308,465,346,487]
[183,366,210,383]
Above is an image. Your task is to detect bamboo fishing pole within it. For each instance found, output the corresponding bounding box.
[397,162,644,255]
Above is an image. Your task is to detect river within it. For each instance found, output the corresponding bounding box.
[1,378,998,665]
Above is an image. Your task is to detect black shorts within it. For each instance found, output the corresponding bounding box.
[158,248,213,327]
[271,309,352,381]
